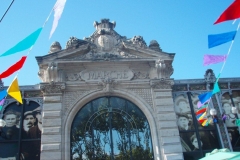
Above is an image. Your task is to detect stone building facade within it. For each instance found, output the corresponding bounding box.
[0,19,239,160]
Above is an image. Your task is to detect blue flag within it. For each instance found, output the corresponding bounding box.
[198,92,212,104]
[0,27,43,57]
[208,31,237,48]
[0,89,7,100]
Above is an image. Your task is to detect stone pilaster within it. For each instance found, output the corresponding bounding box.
[151,79,183,160]
[40,82,65,160]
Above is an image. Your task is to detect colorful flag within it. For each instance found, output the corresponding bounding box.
[198,112,207,120]
[212,82,220,95]
[0,28,42,57]
[202,119,209,126]
[198,92,212,104]
[236,119,240,126]
[0,56,27,79]
[208,31,237,48]
[203,54,227,66]
[0,90,7,100]
[197,100,209,108]
[196,113,204,119]
[7,77,22,104]
[49,0,67,38]
[214,0,240,24]
[196,108,207,115]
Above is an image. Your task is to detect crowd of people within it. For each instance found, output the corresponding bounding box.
[0,107,42,160]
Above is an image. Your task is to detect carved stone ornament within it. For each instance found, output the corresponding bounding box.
[98,77,117,92]
[149,40,162,52]
[130,36,147,48]
[40,82,66,94]
[150,79,174,89]
[38,62,59,82]
[154,59,174,79]
[66,37,88,49]
[49,41,62,54]
[204,69,216,83]
[132,71,149,79]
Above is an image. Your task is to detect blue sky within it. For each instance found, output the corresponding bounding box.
[0,0,239,86]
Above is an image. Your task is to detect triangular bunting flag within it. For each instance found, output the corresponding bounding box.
[212,82,220,95]
[208,31,237,48]
[49,0,67,38]
[203,54,227,66]
[0,28,42,57]
[0,90,7,100]
[0,56,27,79]
[196,113,204,119]
[0,98,5,105]
[198,92,212,104]
[202,119,208,126]
[0,105,2,111]
[198,119,207,124]
[7,77,22,104]
[197,100,209,108]
[214,0,240,24]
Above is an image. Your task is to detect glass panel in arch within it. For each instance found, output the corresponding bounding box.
[1,102,21,141]
[22,101,42,139]
[71,97,154,160]
[0,143,18,159]
[110,97,125,110]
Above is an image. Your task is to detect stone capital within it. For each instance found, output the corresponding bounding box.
[40,82,66,95]
[150,79,174,89]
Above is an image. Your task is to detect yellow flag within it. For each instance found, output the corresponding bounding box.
[199,112,206,120]
[7,77,22,104]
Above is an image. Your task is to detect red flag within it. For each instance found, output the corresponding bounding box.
[214,0,240,24]
[0,56,27,78]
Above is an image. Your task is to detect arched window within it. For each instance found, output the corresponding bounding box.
[71,97,154,160]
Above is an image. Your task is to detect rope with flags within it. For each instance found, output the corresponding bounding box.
[0,0,67,108]
[197,0,240,126]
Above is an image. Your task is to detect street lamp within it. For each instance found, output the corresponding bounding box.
[210,108,218,123]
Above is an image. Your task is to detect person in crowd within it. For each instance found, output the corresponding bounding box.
[190,134,202,151]
[26,107,42,160]
[1,110,20,140]
[22,111,36,138]
[177,114,194,131]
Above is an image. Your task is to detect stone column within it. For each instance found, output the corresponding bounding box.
[151,79,183,160]
[40,82,65,160]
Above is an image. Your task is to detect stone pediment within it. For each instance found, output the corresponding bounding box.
[36,19,174,63]
[36,19,175,83]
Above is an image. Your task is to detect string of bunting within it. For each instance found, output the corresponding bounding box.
[0,0,67,107]
[197,0,240,126]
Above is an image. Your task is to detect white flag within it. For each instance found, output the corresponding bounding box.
[49,0,66,39]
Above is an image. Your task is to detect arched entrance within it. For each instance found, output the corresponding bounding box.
[71,97,154,160]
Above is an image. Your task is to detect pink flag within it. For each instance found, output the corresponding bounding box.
[49,0,67,39]
[197,100,209,108]
[203,54,227,66]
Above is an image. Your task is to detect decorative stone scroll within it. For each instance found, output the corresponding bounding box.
[80,69,134,82]
[40,82,66,94]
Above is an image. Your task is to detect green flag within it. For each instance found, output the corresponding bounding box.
[0,27,42,57]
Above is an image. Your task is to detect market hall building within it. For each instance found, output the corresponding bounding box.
[0,19,239,160]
